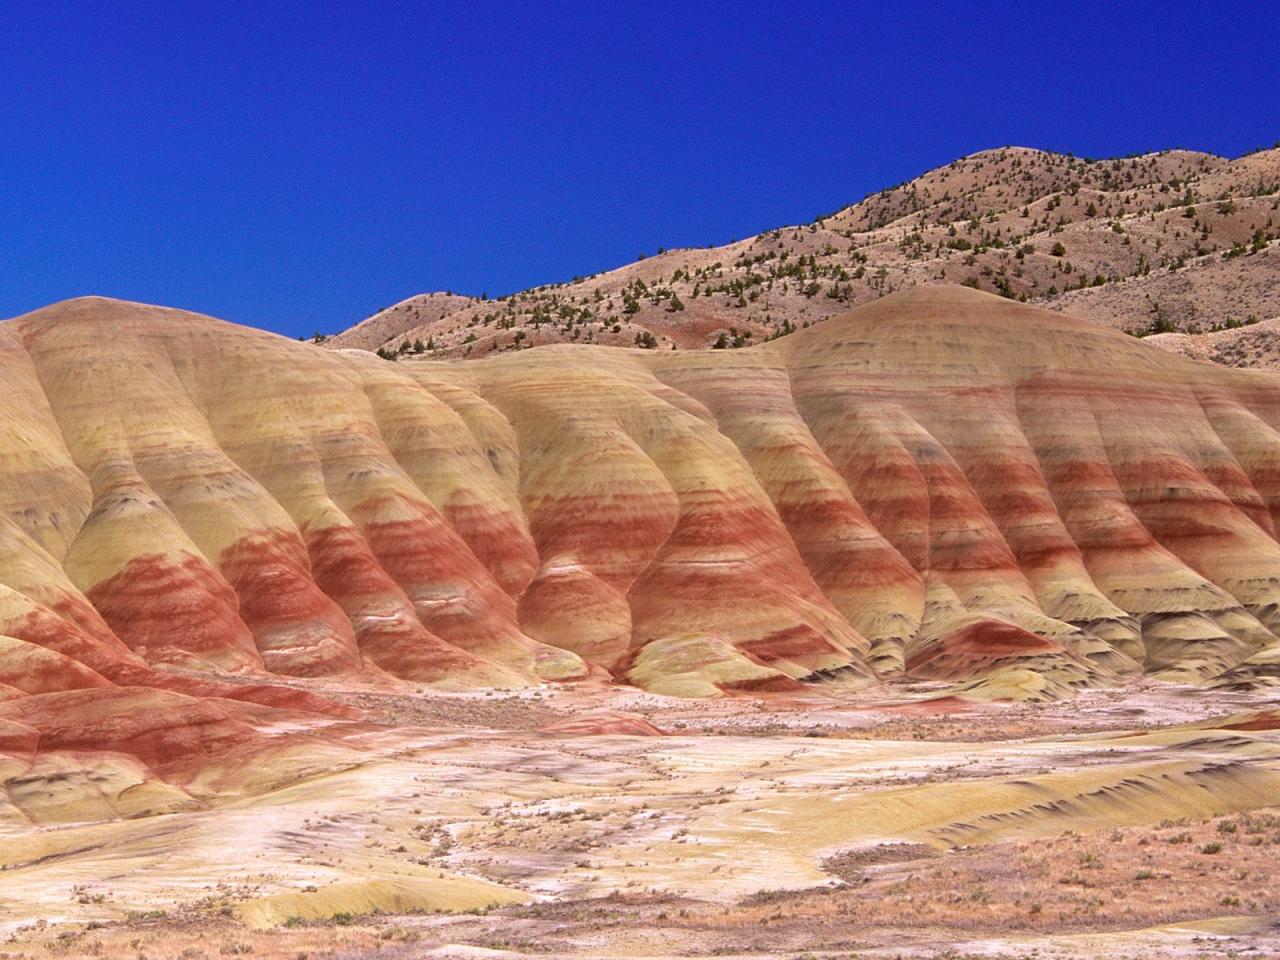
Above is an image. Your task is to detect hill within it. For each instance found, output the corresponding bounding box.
[5,289,1280,951]
[326,145,1280,361]
[2,288,1279,713]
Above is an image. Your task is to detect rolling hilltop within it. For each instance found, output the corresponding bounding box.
[326,144,1280,364]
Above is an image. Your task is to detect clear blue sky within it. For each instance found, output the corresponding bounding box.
[2,1,1277,338]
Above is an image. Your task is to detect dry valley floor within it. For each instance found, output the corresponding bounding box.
[2,678,1278,960]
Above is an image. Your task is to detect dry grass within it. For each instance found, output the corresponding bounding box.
[324,146,1280,364]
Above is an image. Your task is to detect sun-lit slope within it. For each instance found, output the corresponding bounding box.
[6,287,1280,820]
[9,298,574,686]
[638,348,924,674]
[4,287,1280,721]
[324,292,476,350]
[762,287,1280,682]
[433,348,872,688]
[331,146,1280,361]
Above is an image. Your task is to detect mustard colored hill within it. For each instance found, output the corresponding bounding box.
[2,285,1280,800]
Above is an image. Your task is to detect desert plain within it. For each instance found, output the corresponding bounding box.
[3,675,1280,959]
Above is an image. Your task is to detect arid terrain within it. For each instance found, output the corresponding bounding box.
[325,145,1280,367]
[3,677,1280,960]
[2,285,1280,957]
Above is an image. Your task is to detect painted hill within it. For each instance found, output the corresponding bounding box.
[2,285,1280,713]
[327,145,1280,361]
[8,288,1280,951]
[7,286,1280,822]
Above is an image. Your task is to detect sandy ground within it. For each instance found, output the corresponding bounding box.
[2,679,1279,959]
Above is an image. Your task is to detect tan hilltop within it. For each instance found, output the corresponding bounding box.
[325,144,1280,363]
[2,288,1280,957]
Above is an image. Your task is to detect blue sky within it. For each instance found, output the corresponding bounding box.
[2,1,1277,338]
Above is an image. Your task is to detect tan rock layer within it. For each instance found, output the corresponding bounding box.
[3,286,1280,722]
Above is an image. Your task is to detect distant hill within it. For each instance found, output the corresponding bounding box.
[325,144,1280,363]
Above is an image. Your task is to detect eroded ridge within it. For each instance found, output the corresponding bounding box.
[7,287,1280,692]
[2,287,1280,811]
